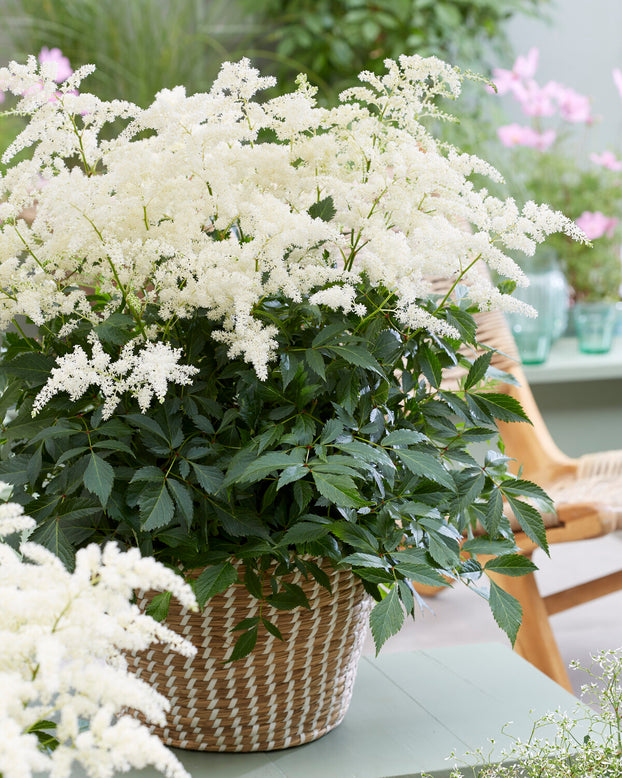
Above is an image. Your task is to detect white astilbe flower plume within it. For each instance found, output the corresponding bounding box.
[0,508,198,778]
[32,336,199,418]
[0,54,583,413]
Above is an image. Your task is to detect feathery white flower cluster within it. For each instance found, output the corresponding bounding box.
[0,54,584,397]
[32,335,199,419]
[0,505,198,778]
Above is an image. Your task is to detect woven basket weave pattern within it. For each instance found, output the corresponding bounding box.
[130,564,372,752]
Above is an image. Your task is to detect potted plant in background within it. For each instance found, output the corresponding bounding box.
[489,48,622,356]
[0,54,580,752]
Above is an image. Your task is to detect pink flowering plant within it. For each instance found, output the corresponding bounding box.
[490,48,622,301]
[0,54,581,658]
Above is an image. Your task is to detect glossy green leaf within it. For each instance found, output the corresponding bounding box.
[191,462,224,494]
[225,626,258,663]
[84,453,114,506]
[484,554,538,577]
[369,586,404,654]
[193,562,238,608]
[488,579,522,646]
[395,449,455,491]
[139,481,175,531]
[145,591,172,622]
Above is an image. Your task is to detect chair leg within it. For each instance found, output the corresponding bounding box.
[492,568,573,693]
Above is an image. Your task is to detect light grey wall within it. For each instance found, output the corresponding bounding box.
[505,0,622,153]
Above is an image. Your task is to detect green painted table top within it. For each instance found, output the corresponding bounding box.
[135,643,589,778]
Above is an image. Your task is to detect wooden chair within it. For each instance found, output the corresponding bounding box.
[457,307,622,692]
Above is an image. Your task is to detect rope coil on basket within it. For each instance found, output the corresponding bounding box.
[129,561,372,752]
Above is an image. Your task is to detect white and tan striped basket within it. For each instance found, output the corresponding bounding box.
[129,562,372,752]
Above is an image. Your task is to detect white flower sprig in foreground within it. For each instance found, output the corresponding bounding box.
[0,503,198,778]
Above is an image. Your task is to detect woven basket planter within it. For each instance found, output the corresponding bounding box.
[129,562,372,752]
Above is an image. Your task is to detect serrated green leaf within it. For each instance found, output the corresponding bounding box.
[470,393,531,424]
[501,479,553,506]
[464,351,494,390]
[167,478,193,528]
[30,520,75,571]
[232,617,260,631]
[369,587,404,654]
[311,323,345,348]
[394,562,451,588]
[83,453,114,506]
[352,566,394,583]
[341,552,386,568]
[0,454,31,488]
[328,344,384,375]
[225,626,258,662]
[262,617,284,641]
[276,465,309,490]
[312,471,368,508]
[484,554,538,577]
[191,462,224,494]
[93,313,135,345]
[488,579,522,646]
[92,439,133,455]
[139,481,174,531]
[308,195,336,222]
[418,343,442,388]
[395,449,455,491]
[130,466,165,483]
[329,522,378,553]
[193,562,238,608]
[381,429,427,447]
[504,493,549,554]
[0,352,55,384]
[236,451,304,485]
[461,537,516,556]
[304,348,326,379]
[398,579,415,617]
[281,521,330,545]
[267,582,310,610]
[124,414,169,442]
[145,591,172,622]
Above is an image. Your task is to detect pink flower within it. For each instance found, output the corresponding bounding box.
[38,46,73,83]
[613,68,622,100]
[513,79,557,117]
[497,123,556,151]
[513,48,539,80]
[575,211,619,240]
[488,48,539,96]
[554,85,592,123]
[590,150,622,172]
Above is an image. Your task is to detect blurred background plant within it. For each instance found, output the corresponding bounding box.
[487,47,622,303]
[0,0,550,147]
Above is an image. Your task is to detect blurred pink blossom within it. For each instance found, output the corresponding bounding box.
[497,123,556,151]
[613,68,622,99]
[38,47,73,83]
[554,86,592,123]
[488,47,539,95]
[513,79,557,117]
[575,211,619,240]
[513,48,539,80]
[590,150,622,172]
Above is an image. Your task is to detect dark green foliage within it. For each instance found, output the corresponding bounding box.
[0,280,552,657]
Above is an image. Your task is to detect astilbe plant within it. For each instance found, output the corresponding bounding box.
[0,502,198,778]
[0,54,583,657]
